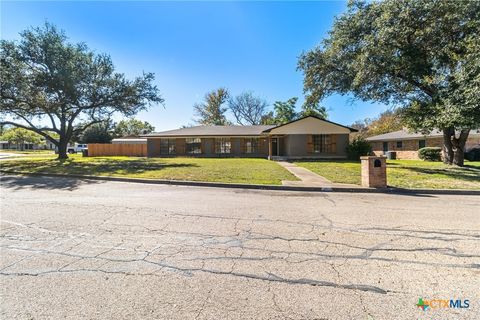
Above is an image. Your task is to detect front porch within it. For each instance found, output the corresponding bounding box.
[267,134,349,160]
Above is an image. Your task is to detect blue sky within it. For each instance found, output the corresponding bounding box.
[1,1,389,130]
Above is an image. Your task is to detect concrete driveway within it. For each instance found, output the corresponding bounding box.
[0,152,27,160]
[0,175,479,319]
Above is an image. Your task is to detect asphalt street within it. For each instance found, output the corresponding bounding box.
[0,174,479,319]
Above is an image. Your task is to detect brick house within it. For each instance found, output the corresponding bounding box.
[143,116,357,159]
[366,129,480,160]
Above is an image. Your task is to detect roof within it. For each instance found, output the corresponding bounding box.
[144,125,275,137]
[366,129,480,141]
[263,116,358,133]
[144,116,357,137]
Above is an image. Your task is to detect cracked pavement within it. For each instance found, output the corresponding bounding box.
[0,175,479,319]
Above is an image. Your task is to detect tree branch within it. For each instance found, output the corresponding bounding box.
[0,121,58,145]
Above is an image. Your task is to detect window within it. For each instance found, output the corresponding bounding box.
[312,135,331,153]
[419,140,426,149]
[186,138,202,154]
[215,138,231,154]
[245,138,259,154]
[396,141,403,148]
[160,138,176,155]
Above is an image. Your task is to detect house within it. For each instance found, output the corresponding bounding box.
[366,129,480,159]
[143,116,357,159]
[0,140,56,151]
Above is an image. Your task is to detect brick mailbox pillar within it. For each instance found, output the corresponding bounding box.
[360,156,387,188]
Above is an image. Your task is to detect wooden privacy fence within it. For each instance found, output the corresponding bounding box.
[87,143,147,157]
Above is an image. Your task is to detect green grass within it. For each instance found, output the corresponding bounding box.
[0,154,298,185]
[295,159,480,189]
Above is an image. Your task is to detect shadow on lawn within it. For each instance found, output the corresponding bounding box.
[0,174,105,191]
[2,158,198,176]
[395,164,480,183]
[70,158,198,175]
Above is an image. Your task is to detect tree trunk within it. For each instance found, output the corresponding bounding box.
[442,128,454,165]
[442,128,469,166]
[452,130,469,167]
[57,138,69,160]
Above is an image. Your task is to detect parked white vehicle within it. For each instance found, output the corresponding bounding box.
[66,143,88,154]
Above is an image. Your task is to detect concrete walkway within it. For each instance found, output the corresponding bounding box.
[277,161,335,187]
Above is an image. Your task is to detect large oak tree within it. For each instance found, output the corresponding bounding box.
[0,23,163,159]
[298,0,480,165]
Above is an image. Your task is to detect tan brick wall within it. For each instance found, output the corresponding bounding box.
[370,135,479,160]
[361,156,387,188]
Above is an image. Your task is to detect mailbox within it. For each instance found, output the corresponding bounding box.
[361,156,387,188]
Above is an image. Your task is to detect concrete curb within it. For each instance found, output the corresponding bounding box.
[1,170,479,195]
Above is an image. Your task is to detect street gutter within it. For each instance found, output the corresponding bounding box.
[1,170,479,195]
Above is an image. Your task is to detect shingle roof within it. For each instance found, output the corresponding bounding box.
[144,125,275,137]
[366,129,480,141]
[144,116,358,137]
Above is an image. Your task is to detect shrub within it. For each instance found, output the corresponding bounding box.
[465,146,480,161]
[418,147,442,161]
[346,138,372,160]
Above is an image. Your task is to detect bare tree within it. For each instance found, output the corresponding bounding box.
[228,91,269,125]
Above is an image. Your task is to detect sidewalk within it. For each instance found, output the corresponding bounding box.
[276,161,360,188]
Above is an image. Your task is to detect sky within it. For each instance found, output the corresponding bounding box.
[1,1,390,131]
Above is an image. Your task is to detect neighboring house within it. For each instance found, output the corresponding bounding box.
[366,129,480,160]
[111,137,147,144]
[143,116,357,159]
[0,140,56,151]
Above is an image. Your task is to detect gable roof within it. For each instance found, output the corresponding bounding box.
[263,116,358,133]
[366,129,480,141]
[144,125,275,137]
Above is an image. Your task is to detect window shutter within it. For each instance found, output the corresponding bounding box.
[330,135,337,153]
[307,135,313,154]
[259,138,266,154]
[240,138,246,154]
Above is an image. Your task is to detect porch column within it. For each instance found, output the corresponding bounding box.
[268,136,272,160]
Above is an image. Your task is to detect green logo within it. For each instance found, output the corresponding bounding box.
[417,298,429,311]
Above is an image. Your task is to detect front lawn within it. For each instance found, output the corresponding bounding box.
[295,160,480,189]
[0,154,298,185]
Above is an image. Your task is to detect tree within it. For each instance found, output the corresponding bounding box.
[299,101,327,119]
[228,91,269,125]
[298,0,480,166]
[0,23,163,159]
[193,88,229,125]
[113,118,155,137]
[80,122,113,143]
[272,97,298,124]
[0,127,42,150]
[260,111,276,125]
[352,109,404,139]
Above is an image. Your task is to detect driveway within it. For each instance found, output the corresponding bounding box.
[1,175,479,319]
[0,152,26,160]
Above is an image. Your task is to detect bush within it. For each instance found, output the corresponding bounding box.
[418,147,442,161]
[465,146,480,161]
[346,138,372,160]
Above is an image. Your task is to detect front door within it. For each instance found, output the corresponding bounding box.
[271,138,278,156]
[383,142,388,154]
